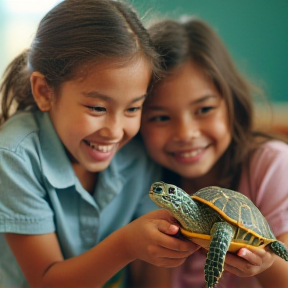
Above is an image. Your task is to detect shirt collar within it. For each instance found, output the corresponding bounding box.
[36,111,75,189]
[94,156,125,210]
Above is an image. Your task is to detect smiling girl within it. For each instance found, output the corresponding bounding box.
[0,2,198,287]
[140,17,288,288]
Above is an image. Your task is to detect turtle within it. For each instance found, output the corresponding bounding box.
[149,181,288,288]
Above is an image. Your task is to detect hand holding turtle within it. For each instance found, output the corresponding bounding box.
[226,245,288,288]
[149,181,288,288]
[224,247,275,277]
[120,209,200,268]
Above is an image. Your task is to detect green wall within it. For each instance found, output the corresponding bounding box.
[131,0,288,103]
[0,1,287,103]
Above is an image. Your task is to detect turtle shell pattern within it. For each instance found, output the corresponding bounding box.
[192,186,276,243]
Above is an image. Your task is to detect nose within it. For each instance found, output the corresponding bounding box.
[98,115,124,140]
[173,117,200,142]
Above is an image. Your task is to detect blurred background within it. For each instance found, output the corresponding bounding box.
[0,0,287,134]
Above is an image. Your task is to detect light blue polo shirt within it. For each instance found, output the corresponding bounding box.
[0,111,161,287]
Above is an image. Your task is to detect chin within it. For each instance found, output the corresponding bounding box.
[85,161,111,173]
[172,167,208,179]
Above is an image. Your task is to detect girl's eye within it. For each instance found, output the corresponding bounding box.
[197,106,213,115]
[127,106,141,113]
[86,106,106,113]
[149,115,170,122]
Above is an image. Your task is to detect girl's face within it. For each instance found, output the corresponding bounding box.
[49,58,151,173]
[141,61,231,180]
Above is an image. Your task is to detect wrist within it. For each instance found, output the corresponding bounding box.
[116,224,136,263]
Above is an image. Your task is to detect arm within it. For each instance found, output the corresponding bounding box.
[6,209,199,288]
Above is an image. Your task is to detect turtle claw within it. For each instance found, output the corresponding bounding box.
[269,241,288,261]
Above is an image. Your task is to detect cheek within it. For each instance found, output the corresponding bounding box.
[70,115,94,133]
[209,103,230,133]
[126,117,142,137]
[140,125,153,145]
[141,126,164,153]
[214,121,229,136]
[212,113,231,148]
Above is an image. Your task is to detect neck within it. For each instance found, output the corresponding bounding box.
[175,186,219,234]
[72,163,98,194]
[175,192,202,230]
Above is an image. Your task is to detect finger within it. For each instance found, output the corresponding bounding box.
[148,244,193,259]
[156,232,200,254]
[224,261,262,277]
[150,255,187,268]
[237,248,263,266]
[156,220,200,251]
[224,252,261,277]
[224,262,250,277]
[146,245,193,268]
[157,220,180,236]
[224,260,257,277]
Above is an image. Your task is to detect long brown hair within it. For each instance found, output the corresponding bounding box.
[0,0,161,124]
[148,17,275,189]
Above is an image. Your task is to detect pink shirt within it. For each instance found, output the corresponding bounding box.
[172,140,288,288]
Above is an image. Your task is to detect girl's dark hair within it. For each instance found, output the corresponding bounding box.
[0,0,161,124]
[148,17,275,189]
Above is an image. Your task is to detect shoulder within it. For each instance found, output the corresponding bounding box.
[0,112,45,190]
[239,140,288,201]
[0,111,43,176]
[258,139,288,153]
[0,111,73,188]
[0,111,40,153]
[245,141,288,235]
[251,140,288,168]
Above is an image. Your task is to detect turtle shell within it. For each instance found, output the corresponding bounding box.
[180,186,276,252]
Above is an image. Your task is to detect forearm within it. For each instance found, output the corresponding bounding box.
[42,228,133,288]
[256,257,288,288]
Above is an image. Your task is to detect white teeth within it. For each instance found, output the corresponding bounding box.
[85,140,115,153]
[95,144,114,153]
[179,149,202,158]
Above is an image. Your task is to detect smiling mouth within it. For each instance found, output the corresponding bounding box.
[171,148,204,158]
[83,139,117,153]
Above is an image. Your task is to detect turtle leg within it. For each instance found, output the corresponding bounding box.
[269,241,288,261]
[204,222,235,288]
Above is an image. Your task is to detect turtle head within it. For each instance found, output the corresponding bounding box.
[150,181,204,232]
[149,181,191,212]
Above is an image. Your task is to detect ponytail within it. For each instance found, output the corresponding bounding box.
[0,50,35,125]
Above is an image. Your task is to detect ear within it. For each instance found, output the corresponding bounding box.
[30,72,53,111]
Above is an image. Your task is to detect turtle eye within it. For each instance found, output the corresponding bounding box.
[153,186,163,194]
[168,187,175,194]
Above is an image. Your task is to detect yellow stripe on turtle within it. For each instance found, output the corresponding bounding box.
[180,228,269,253]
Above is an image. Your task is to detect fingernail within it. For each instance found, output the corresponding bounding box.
[170,225,179,233]
[238,248,246,257]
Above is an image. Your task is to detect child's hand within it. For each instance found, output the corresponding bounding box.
[224,247,275,277]
[121,209,200,268]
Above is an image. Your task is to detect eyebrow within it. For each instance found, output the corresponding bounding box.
[191,94,217,104]
[82,91,147,103]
